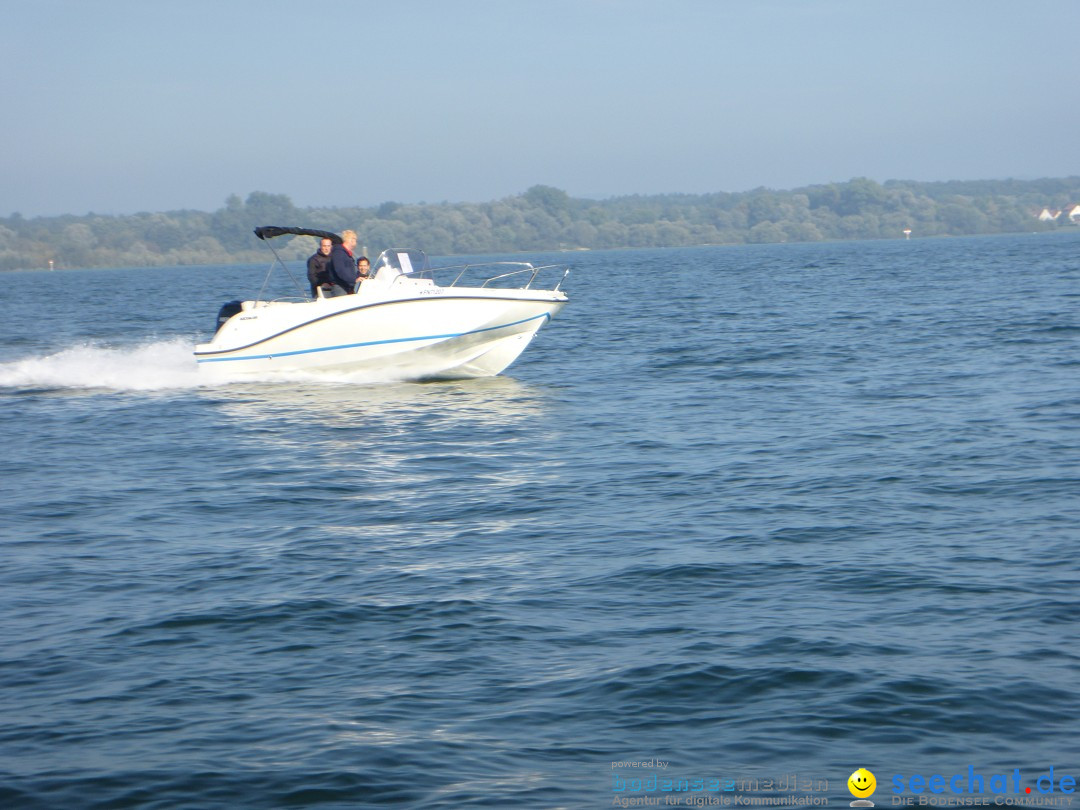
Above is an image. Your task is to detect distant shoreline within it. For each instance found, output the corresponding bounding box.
[3,177,1078,271]
[5,229,1078,275]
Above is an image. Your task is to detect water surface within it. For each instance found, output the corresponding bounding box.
[1,233,1078,808]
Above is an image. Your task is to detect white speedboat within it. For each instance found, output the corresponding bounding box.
[194,227,569,380]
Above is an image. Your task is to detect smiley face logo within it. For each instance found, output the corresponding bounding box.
[848,768,877,798]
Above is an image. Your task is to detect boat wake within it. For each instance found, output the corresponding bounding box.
[0,339,415,393]
[0,339,204,391]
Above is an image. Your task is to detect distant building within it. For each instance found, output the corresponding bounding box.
[1066,204,1080,223]
[1037,207,1061,221]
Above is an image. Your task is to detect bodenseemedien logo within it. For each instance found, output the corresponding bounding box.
[849,768,877,807]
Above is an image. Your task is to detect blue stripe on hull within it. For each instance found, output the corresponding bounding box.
[195,312,551,364]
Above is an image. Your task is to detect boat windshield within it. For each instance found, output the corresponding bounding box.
[372,248,430,278]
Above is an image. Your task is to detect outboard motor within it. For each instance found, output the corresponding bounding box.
[215,300,243,333]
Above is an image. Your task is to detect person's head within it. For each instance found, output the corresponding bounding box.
[318,238,332,255]
[357,256,370,275]
[341,229,358,249]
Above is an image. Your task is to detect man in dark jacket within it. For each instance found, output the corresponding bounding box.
[328,229,360,295]
[306,237,334,297]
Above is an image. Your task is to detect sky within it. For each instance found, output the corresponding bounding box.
[2,0,1079,218]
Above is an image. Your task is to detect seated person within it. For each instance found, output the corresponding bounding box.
[355,256,371,286]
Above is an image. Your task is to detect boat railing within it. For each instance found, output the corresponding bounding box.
[266,296,312,304]
[410,261,569,291]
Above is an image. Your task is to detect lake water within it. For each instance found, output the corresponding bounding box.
[1,233,1078,809]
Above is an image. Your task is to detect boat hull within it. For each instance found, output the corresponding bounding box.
[194,292,566,380]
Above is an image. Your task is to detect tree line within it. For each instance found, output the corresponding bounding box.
[2,176,1078,271]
